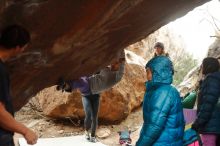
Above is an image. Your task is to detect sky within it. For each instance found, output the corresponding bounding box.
[168,0,220,61]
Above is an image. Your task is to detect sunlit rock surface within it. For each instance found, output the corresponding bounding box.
[208,39,220,59]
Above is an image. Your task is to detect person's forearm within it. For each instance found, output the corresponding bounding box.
[89,62,125,94]
[0,103,28,136]
[68,79,83,90]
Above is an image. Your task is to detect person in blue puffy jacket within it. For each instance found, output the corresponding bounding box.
[136,56,185,146]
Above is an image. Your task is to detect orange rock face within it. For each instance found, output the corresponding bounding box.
[0,0,209,110]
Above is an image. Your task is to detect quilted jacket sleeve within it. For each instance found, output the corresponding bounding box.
[136,89,172,146]
[194,75,220,127]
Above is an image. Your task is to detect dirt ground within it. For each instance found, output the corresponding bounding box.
[14,103,143,146]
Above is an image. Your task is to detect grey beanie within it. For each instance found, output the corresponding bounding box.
[154,42,164,49]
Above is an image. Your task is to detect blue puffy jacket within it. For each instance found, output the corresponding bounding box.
[136,56,185,146]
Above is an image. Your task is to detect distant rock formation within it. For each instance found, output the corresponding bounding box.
[177,66,200,96]
[178,38,220,96]
[208,39,220,60]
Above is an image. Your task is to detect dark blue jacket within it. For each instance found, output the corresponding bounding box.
[136,56,185,146]
[0,60,14,144]
[194,71,220,134]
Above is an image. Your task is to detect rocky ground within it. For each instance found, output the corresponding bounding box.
[14,102,143,146]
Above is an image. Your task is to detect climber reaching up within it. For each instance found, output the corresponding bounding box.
[57,50,125,143]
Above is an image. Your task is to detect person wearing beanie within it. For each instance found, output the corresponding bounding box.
[153,42,174,75]
[0,25,38,146]
[192,57,220,146]
[153,42,169,57]
[136,56,184,146]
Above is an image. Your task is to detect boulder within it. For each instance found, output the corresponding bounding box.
[208,39,220,60]
[0,0,209,110]
[37,51,146,123]
[177,66,200,97]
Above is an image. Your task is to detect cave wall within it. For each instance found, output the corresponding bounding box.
[0,0,210,110]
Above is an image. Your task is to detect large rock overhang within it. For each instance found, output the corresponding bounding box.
[0,0,210,110]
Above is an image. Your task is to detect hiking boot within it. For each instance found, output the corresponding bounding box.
[85,130,90,141]
[90,136,97,143]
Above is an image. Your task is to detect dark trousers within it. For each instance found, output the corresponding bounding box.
[0,140,15,146]
[217,135,220,146]
[82,94,100,137]
[0,134,14,146]
[6,140,14,146]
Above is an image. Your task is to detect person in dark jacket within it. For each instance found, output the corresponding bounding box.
[192,57,220,146]
[0,25,38,146]
[136,56,185,146]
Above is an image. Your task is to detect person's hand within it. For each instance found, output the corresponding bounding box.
[56,78,72,92]
[117,49,125,60]
[110,60,120,71]
[23,129,38,145]
[119,57,125,63]
[56,77,66,91]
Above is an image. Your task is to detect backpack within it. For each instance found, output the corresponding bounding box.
[183,128,202,146]
[182,91,197,109]
[118,130,132,146]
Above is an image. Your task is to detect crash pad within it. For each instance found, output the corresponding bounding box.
[19,135,106,146]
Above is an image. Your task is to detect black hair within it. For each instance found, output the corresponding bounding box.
[202,57,220,75]
[0,24,30,49]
